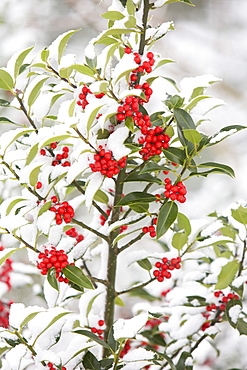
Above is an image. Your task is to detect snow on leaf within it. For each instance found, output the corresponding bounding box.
[85,172,103,208]
[113,312,148,340]
[107,126,131,160]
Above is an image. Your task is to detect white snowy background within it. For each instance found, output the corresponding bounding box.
[0,1,247,369]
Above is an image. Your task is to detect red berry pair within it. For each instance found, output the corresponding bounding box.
[47,363,66,370]
[164,178,187,203]
[49,200,75,225]
[37,246,73,283]
[89,147,127,178]
[153,257,181,282]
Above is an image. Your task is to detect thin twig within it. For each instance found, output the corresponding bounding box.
[116,277,155,296]
[16,94,38,132]
[72,218,109,242]
[47,64,77,89]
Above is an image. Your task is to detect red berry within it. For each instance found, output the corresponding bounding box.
[36,181,42,189]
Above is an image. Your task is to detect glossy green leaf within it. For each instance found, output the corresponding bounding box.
[198,162,235,178]
[177,212,191,236]
[215,260,239,290]
[71,64,95,77]
[47,269,59,291]
[165,95,184,110]
[26,143,39,165]
[0,117,17,125]
[161,76,180,91]
[139,162,170,174]
[0,99,10,107]
[129,203,149,213]
[6,198,26,216]
[125,116,135,133]
[86,294,101,317]
[115,296,125,306]
[124,15,136,28]
[29,164,43,186]
[73,330,111,350]
[27,77,49,106]
[20,311,41,330]
[116,192,156,206]
[41,48,49,62]
[137,258,152,271]
[124,172,162,185]
[163,0,194,5]
[208,125,246,146]
[154,59,175,70]
[39,135,70,148]
[0,69,14,91]
[172,232,187,250]
[185,95,211,111]
[0,248,18,266]
[38,201,52,217]
[93,189,109,204]
[101,11,125,20]
[95,37,119,46]
[14,47,33,79]
[87,105,105,132]
[176,351,193,370]
[33,312,70,345]
[174,108,196,153]
[231,206,247,225]
[163,147,186,165]
[58,30,79,64]
[126,0,135,15]
[157,201,178,239]
[150,111,165,126]
[236,318,247,336]
[83,351,101,370]
[63,265,94,290]
[128,287,158,301]
[183,129,202,146]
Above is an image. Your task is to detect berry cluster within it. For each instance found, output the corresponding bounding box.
[0,245,13,290]
[142,217,157,238]
[0,301,12,328]
[153,257,181,282]
[76,85,92,109]
[100,208,128,233]
[37,246,73,283]
[116,83,153,131]
[40,143,71,167]
[49,198,75,225]
[89,147,127,178]
[124,48,155,80]
[201,291,239,331]
[65,227,84,244]
[164,178,187,203]
[139,126,170,160]
[91,319,105,339]
[47,363,66,370]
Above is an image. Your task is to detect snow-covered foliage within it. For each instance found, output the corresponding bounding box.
[0,0,246,369]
